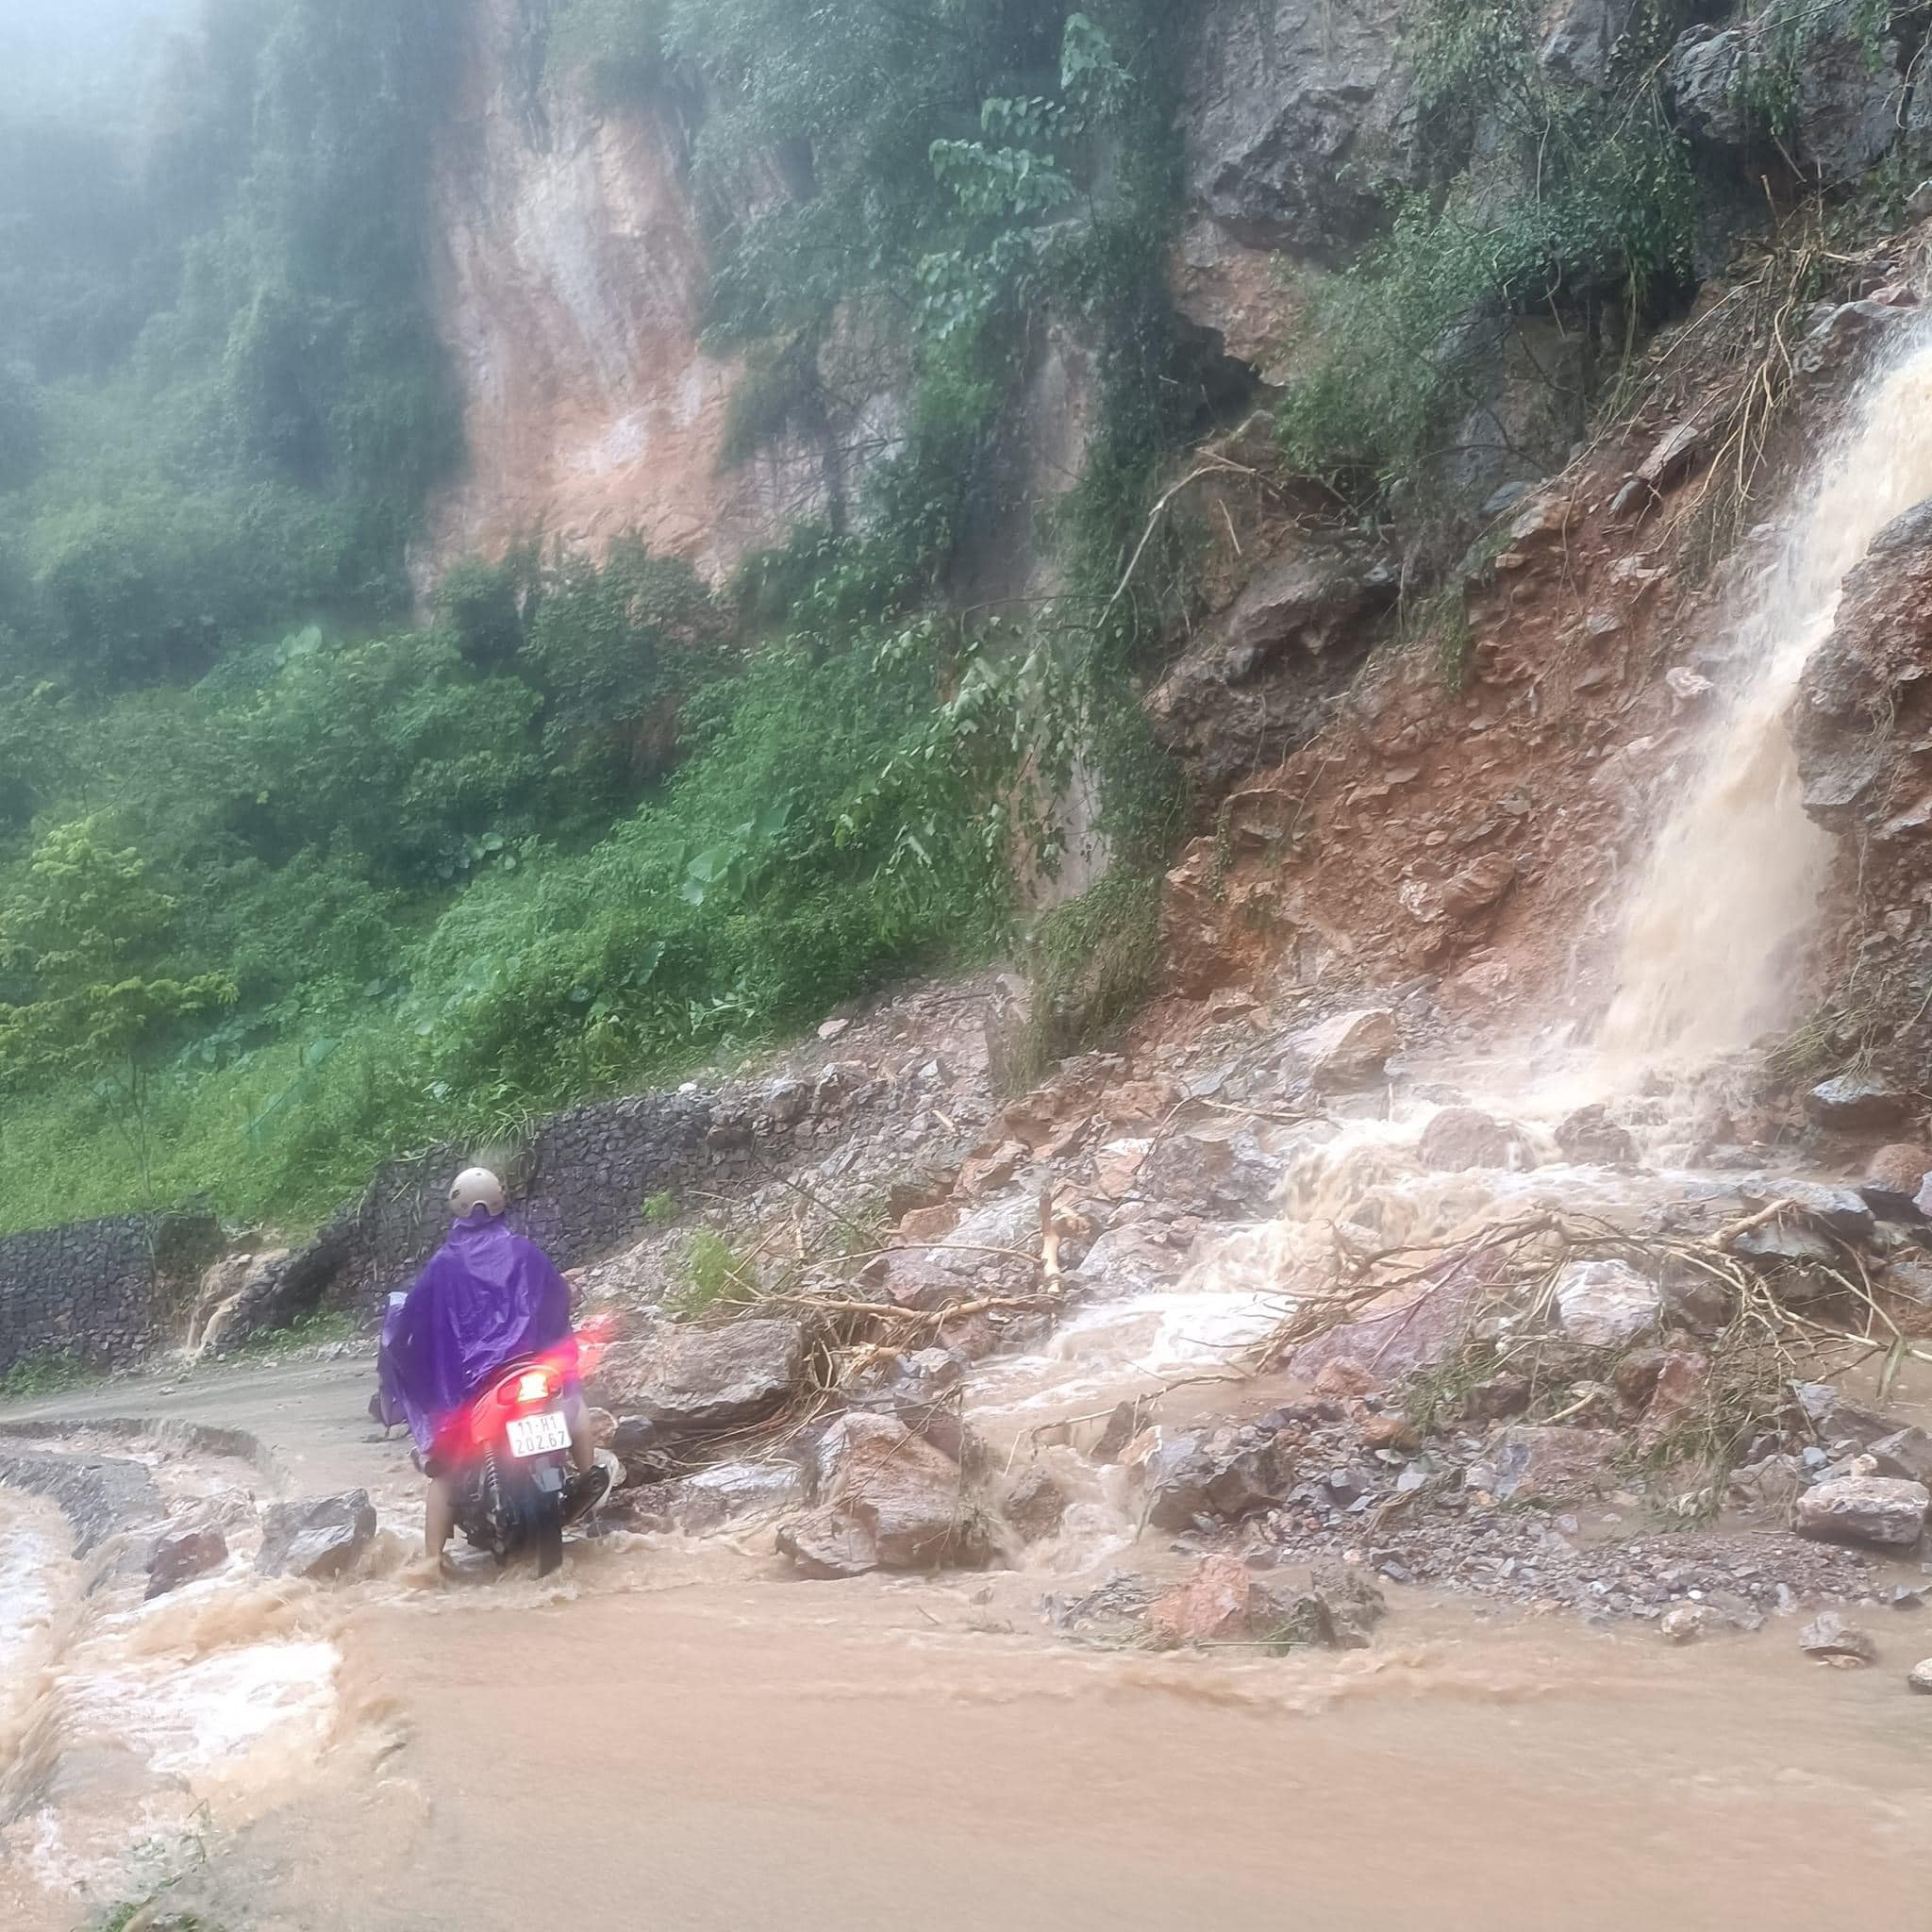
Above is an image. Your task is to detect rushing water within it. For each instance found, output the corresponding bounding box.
[1598,325,1932,1067]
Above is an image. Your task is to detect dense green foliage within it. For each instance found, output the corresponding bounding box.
[0,1,1205,1236]
[0,0,461,688]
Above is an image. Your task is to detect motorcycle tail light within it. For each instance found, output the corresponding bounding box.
[499,1366,558,1408]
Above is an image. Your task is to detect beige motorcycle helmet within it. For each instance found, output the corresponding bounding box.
[449,1166,508,1223]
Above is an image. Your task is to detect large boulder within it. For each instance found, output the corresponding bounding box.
[1555,1104,1640,1166]
[1861,1142,1932,1219]
[1794,1475,1930,1548]
[866,1193,1040,1312]
[1139,1124,1280,1218]
[626,1459,807,1536]
[587,1317,805,1433]
[1554,1259,1660,1346]
[1144,1555,1386,1649]
[146,1525,229,1599]
[1144,1425,1295,1531]
[1145,1554,1276,1644]
[776,1413,991,1578]
[1417,1107,1512,1173]
[256,1491,376,1580]
[1867,1427,1932,1487]
[1294,1008,1399,1088]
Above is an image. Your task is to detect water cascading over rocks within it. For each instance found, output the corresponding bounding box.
[1598,326,1932,1072]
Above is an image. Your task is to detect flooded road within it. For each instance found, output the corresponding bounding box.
[1,1352,1927,1930]
[142,1573,1932,1932]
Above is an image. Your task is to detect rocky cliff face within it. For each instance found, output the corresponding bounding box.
[419,0,906,586]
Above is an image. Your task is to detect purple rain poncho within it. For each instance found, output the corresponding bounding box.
[388,1215,576,1455]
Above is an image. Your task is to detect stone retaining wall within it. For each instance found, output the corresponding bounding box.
[0,1213,222,1376]
[331,1089,719,1305]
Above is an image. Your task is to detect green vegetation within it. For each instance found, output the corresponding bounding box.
[0,3,1206,1238]
[641,1190,680,1224]
[0,1346,94,1402]
[664,1227,759,1320]
[1016,870,1163,1084]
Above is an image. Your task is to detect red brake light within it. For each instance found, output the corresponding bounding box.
[499,1367,558,1407]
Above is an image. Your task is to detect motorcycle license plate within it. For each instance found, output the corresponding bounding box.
[506,1411,571,1458]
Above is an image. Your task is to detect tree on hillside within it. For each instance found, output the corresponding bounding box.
[0,817,233,1201]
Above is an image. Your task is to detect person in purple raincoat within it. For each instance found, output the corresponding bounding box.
[388,1166,596,1558]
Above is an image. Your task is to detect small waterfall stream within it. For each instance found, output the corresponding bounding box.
[1598,327,1932,1069]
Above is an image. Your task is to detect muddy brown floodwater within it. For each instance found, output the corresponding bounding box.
[121,1564,1922,1932]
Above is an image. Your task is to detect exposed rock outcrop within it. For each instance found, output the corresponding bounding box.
[1183,0,1413,258]
[1666,7,1906,184]
[1146,541,1395,798]
[422,0,907,586]
[1792,496,1932,1091]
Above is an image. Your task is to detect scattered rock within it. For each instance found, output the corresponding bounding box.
[1861,1143,1932,1219]
[1267,1564,1388,1650]
[628,1459,806,1535]
[1635,1350,1710,1452]
[1555,1104,1639,1166]
[1805,1075,1910,1131]
[1554,1258,1660,1346]
[1417,1107,1511,1172]
[1867,1427,1932,1488]
[1487,1426,1620,1503]
[1145,1426,1294,1530]
[1799,1610,1879,1666]
[255,1491,376,1581]
[1660,1602,1716,1644]
[777,1412,991,1578]
[146,1525,229,1599]
[763,1076,809,1125]
[1146,1554,1275,1645]
[1658,1255,1735,1335]
[1004,1466,1071,1543]
[1909,1658,1932,1693]
[1794,1475,1930,1549]
[1295,1008,1398,1088]
[588,1318,806,1434]
[1311,1356,1382,1399]
[1464,1373,1532,1424]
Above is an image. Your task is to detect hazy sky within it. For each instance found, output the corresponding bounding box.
[0,0,203,119]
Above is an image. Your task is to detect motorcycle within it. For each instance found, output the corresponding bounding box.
[441,1346,602,1577]
[375,1311,607,1577]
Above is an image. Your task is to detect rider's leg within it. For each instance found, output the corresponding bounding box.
[424,1473,457,1557]
[564,1391,594,1474]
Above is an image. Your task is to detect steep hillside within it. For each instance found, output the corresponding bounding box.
[5,0,1932,1243]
